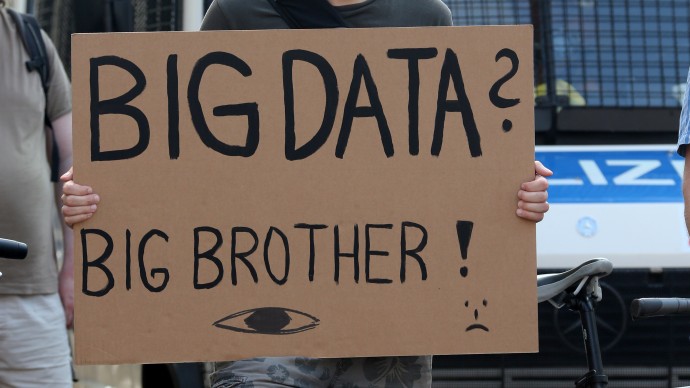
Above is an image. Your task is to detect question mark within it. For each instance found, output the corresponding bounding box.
[489,48,520,133]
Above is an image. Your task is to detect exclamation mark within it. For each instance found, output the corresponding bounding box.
[456,221,474,278]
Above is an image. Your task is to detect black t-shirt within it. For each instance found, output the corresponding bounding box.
[201,0,453,31]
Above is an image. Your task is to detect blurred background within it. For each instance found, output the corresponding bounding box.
[4,0,690,387]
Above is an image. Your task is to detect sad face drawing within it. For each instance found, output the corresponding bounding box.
[465,299,489,332]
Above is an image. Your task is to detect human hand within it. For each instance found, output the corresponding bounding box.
[61,167,99,228]
[516,161,553,222]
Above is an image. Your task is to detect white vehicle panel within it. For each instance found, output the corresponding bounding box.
[535,145,689,268]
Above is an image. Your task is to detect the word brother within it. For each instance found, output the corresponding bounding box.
[90,47,519,161]
[80,221,473,297]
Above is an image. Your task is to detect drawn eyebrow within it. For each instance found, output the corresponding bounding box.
[213,307,320,335]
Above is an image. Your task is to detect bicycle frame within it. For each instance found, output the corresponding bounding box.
[562,288,608,388]
[537,258,612,388]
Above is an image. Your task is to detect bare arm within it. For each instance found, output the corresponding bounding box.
[52,113,74,329]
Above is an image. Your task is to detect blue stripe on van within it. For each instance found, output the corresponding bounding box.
[536,149,684,203]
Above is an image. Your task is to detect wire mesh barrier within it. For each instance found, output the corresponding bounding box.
[32,0,180,74]
[443,0,690,110]
[442,0,689,142]
[443,0,533,26]
[545,0,690,109]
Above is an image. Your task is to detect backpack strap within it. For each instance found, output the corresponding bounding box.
[7,9,50,92]
[7,8,60,182]
[269,0,350,29]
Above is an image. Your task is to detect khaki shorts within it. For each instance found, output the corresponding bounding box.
[0,293,71,388]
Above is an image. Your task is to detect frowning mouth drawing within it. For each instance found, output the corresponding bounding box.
[465,323,489,332]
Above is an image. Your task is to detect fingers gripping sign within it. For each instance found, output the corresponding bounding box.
[61,167,99,228]
[517,161,553,222]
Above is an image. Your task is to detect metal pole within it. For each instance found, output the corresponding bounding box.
[577,296,608,388]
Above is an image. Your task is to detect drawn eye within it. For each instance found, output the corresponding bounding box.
[213,307,320,335]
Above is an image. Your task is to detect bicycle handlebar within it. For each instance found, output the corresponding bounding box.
[0,238,28,260]
[631,298,690,319]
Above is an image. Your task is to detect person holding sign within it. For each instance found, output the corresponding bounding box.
[0,1,74,387]
[62,0,552,386]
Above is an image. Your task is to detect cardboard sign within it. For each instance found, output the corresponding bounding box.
[71,26,537,365]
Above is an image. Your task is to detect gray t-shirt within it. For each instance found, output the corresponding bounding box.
[201,0,452,30]
[0,7,71,295]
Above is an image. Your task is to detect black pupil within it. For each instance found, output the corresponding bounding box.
[244,308,292,333]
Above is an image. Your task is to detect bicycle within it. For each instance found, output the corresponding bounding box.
[631,297,690,320]
[537,258,613,388]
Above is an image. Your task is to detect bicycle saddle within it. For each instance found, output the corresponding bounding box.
[537,258,613,304]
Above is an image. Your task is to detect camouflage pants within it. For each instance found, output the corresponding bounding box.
[210,356,432,388]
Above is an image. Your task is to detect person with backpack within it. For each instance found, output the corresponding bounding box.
[0,1,74,386]
[61,0,551,386]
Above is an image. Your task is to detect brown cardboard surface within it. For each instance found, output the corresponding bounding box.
[71,26,537,365]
